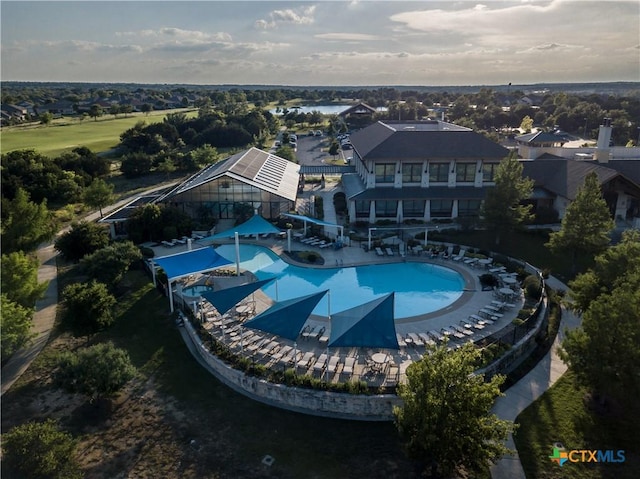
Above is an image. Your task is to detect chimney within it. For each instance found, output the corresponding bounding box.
[595,118,612,163]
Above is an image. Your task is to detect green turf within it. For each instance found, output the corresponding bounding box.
[514,372,639,479]
[0,109,197,158]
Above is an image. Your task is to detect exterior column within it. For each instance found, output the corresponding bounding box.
[424,200,431,222]
[452,200,459,219]
[369,201,376,224]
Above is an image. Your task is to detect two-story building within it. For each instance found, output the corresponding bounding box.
[342,120,509,224]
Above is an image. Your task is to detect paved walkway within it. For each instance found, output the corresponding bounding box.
[490,275,581,479]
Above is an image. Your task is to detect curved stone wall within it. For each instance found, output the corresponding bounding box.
[182,319,402,421]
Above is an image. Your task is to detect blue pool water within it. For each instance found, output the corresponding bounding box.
[182,284,214,296]
[215,244,464,319]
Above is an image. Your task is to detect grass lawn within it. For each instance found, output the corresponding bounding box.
[515,372,639,478]
[2,269,417,479]
[0,109,197,157]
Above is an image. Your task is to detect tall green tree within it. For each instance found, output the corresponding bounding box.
[157,157,177,180]
[1,188,57,253]
[1,294,36,362]
[559,230,640,400]
[2,419,81,479]
[88,104,103,121]
[1,251,48,307]
[54,221,110,262]
[546,172,614,273]
[394,342,514,478]
[54,341,136,402]
[481,153,534,245]
[80,241,142,289]
[83,178,114,218]
[61,280,116,335]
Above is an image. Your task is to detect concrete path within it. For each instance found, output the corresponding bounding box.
[490,276,581,479]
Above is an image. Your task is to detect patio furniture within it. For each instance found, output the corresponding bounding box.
[428,330,445,343]
[327,355,340,374]
[370,352,390,372]
[313,353,328,372]
[385,247,394,256]
[297,352,315,369]
[452,249,467,261]
[407,332,424,346]
[342,356,356,376]
[418,332,436,346]
[375,247,385,256]
[452,324,474,337]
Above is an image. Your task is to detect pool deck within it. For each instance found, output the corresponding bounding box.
[152,236,525,387]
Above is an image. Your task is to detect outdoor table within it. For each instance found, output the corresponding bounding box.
[478,259,493,268]
[498,287,514,297]
[236,304,252,315]
[370,353,389,372]
[502,276,517,285]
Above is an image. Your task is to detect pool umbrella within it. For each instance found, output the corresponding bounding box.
[328,293,399,349]
[200,278,274,316]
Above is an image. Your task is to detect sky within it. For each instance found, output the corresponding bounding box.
[1,0,639,86]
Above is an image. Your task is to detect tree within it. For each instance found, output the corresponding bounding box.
[1,251,48,307]
[54,221,110,262]
[109,104,120,118]
[141,103,153,115]
[559,230,640,400]
[54,341,136,402]
[394,342,514,478]
[61,280,116,335]
[190,144,220,168]
[157,157,177,180]
[1,294,36,362]
[1,188,57,253]
[2,419,81,479]
[83,178,114,217]
[39,111,53,125]
[275,145,295,162]
[328,140,340,159]
[546,172,614,273]
[80,241,142,289]
[480,153,534,245]
[519,115,533,133]
[120,152,153,178]
[88,104,103,121]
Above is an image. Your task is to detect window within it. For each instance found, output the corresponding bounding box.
[355,200,369,218]
[430,199,453,218]
[429,163,449,182]
[376,200,397,218]
[483,163,498,182]
[403,200,425,217]
[456,163,476,183]
[402,163,422,183]
[375,163,395,183]
[458,199,482,217]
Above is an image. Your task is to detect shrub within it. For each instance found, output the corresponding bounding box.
[523,274,542,300]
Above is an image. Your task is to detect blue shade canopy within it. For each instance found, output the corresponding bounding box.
[243,290,328,341]
[283,213,340,229]
[154,247,232,282]
[201,215,281,241]
[200,278,274,316]
[328,293,399,349]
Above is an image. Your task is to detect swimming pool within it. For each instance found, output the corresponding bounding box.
[214,244,464,319]
[181,284,214,297]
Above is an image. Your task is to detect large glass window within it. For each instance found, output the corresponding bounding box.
[355,200,370,218]
[402,163,422,183]
[430,199,453,218]
[375,163,395,183]
[376,200,398,218]
[429,163,449,182]
[456,163,476,183]
[483,163,498,182]
[458,199,482,217]
[403,200,425,217]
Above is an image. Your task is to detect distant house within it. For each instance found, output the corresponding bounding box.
[339,102,377,128]
[1,103,29,121]
[36,100,76,116]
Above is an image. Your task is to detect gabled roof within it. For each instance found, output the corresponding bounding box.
[522,159,622,200]
[350,121,508,160]
[515,130,570,145]
[339,102,377,116]
[157,147,300,202]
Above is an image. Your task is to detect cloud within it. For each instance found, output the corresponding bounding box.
[117,27,232,43]
[314,33,379,42]
[255,5,316,29]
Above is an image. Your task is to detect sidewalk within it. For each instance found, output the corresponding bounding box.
[490,275,581,479]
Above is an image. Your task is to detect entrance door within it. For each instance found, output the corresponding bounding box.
[219,202,234,219]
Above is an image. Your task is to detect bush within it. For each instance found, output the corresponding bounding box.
[523,274,542,300]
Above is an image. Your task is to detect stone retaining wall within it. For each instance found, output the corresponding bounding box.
[182,319,402,421]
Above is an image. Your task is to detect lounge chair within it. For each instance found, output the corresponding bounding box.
[452,248,467,261]
[301,325,315,340]
[161,240,176,247]
[428,330,445,342]
[272,345,292,360]
[327,355,340,374]
[442,245,454,259]
[297,351,315,369]
[313,353,328,372]
[396,333,407,347]
[452,324,474,337]
[385,247,394,256]
[442,327,464,339]
[342,356,356,376]
[375,247,385,256]
[462,319,484,330]
[407,332,424,346]
[418,332,436,346]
